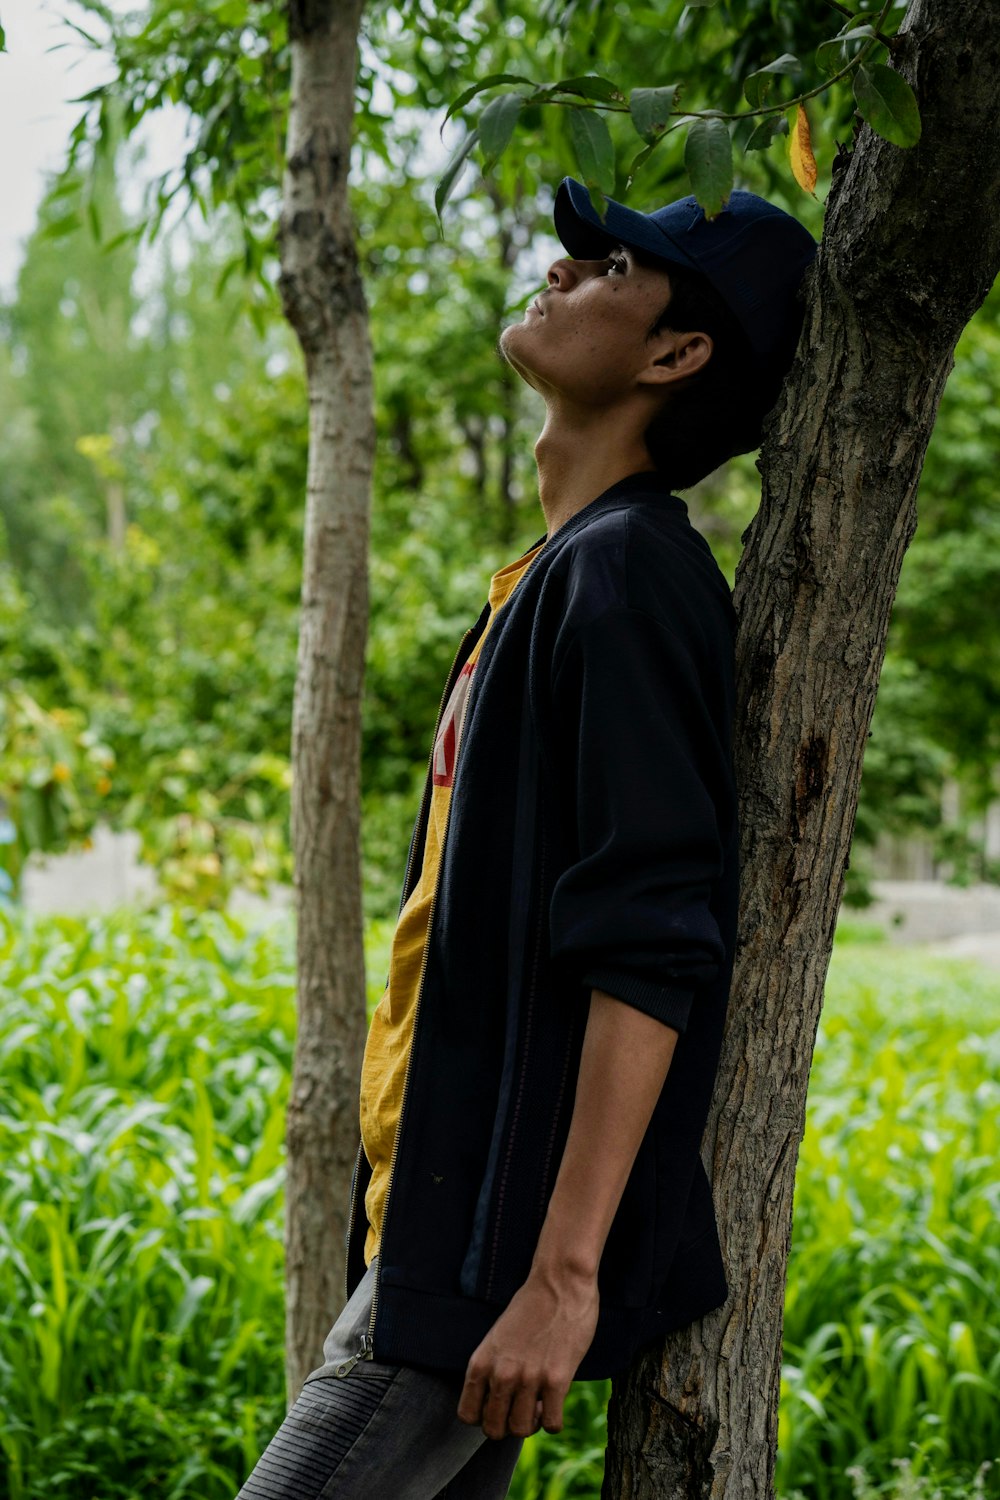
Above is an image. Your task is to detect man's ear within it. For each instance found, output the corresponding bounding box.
[638,330,713,388]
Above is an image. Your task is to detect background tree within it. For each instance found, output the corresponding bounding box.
[275,0,373,1400]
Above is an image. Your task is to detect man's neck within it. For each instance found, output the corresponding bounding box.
[534,412,658,538]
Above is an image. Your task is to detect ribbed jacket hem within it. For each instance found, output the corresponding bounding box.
[582,968,696,1034]
[361,1247,727,1381]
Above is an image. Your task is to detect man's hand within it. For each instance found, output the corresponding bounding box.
[456,1264,599,1440]
[457,991,677,1443]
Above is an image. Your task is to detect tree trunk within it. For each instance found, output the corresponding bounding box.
[604,2,1000,1495]
[279,0,374,1405]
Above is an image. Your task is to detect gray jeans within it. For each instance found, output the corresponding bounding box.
[235,1259,523,1498]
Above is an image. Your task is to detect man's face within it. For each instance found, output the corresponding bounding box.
[498,243,688,407]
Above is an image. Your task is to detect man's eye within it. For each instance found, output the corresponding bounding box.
[605,254,627,276]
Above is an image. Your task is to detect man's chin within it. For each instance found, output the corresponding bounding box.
[497,324,540,388]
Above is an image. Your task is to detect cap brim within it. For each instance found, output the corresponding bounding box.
[553,177,700,273]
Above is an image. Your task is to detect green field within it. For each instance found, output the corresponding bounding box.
[0,909,996,1499]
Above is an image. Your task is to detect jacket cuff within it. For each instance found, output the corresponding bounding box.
[581,969,695,1035]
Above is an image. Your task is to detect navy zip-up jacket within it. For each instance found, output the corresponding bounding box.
[345,471,739,1380]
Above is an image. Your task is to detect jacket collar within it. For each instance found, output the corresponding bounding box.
[531,471,689,555]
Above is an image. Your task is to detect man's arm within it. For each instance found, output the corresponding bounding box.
[456,988,678,1440]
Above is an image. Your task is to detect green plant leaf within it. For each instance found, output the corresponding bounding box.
[816,24,875,77]
[744,114,789,152]
[629,85,680,142]
[478,93,524,173]
[40,211,82,242]
[744,54,799,109]
[434,128,480,222]
[568,108,616,195]
[553,74,625,104]
[442,73,534,130]
[626,138,660,190]
[684,117,732,219]
[853,63,921,147]
[584,183,609,222]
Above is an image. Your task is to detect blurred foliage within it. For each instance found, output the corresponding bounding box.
[852,281,1000,896]
[0,911,995,1498]
[0,0,998,918]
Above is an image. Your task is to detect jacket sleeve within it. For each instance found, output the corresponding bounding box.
[546,603,733,1035]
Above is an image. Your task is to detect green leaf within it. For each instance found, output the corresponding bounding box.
[685,0,719,6]
[626,139,660,190]
[744,54,799,109]
[553,74,626,104]
[853,64,921,147]
[442,73,534,130]
[684,117,733,219]
[816,25,875,77]
[478,93,524,173]
[629,86,679,142]
[103,227,144,254]
[744,114,789,152]
[39,210,82,242]
[584,183,609,222]
[568,108,616,195]
[53,15,102,48]
[0,22,6,51]
[67,84,111,106]
[434,128,480,223]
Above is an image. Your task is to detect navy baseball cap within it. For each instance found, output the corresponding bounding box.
[553,176,818,377]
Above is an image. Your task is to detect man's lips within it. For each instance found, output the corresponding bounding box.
[532,297,544,316]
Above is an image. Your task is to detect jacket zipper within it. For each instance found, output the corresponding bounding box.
[340,620,481,1368]
[359,866,441,1356]
[343,1137,365,1305]
[333,1330,373,1377]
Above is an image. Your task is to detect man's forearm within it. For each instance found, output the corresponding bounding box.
[457,988,680,1437]
[530,988,679,1283]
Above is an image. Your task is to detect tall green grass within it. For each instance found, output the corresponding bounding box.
[0,908,293,1498]
[0,907,997,1499]
[777,940,1000,1499]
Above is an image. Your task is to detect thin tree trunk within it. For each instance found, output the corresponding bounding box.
[279,0,374,1405]
[604,2,1000,1494]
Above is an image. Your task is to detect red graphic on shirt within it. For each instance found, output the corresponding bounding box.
[433,661,476,787]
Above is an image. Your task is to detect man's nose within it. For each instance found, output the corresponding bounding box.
[546,257,586,289]
[546,256,604,290]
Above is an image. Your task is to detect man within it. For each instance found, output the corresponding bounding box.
[237,176,817,1499]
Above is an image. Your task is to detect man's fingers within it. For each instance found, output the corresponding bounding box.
[482,1380,515,1441]
[507,1383,542,1439]
[540,1381,567,1434]
[461,1371,566,1439]
[456,1367,488,1426]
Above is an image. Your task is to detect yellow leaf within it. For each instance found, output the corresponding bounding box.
[788,103,818,195]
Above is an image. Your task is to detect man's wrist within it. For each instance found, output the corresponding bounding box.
[530,1217,601,1287]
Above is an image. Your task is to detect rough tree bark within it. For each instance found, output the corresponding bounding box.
[279,0,373,1405]
[603,2,1000,1495]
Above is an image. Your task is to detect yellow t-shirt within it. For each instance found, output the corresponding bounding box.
[360,540,545,1266]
